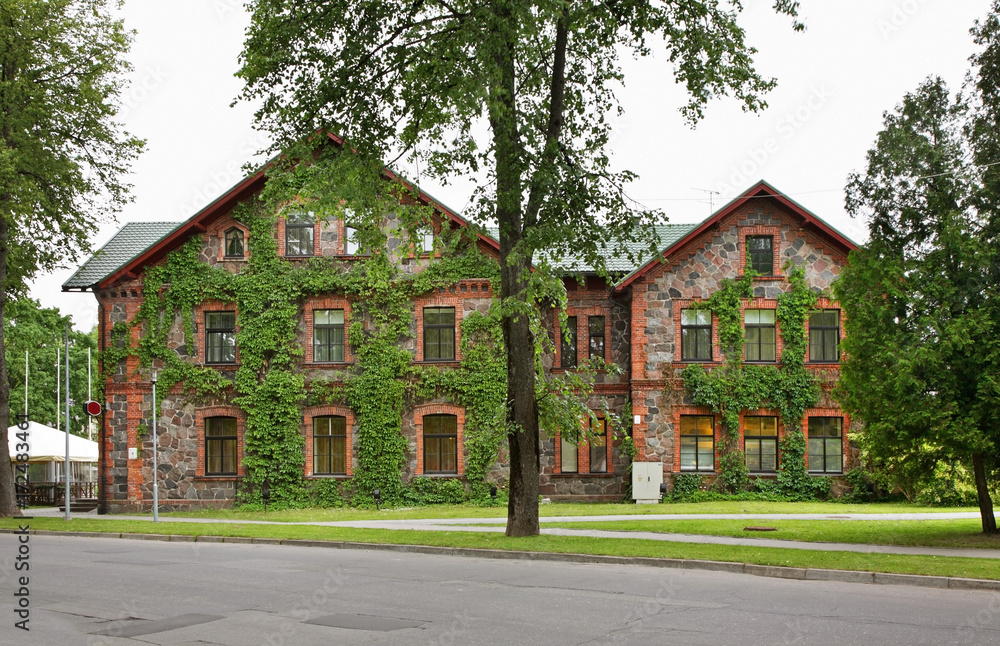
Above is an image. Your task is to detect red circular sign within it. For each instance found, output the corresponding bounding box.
[84,400,102,416]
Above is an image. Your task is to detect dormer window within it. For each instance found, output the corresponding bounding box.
[224,228,244,258]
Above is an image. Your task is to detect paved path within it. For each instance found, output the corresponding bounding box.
[28,507,1000,560]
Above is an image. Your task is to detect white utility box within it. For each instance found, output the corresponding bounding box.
[631,462,663,504]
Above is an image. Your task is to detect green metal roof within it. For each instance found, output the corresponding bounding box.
[485,223,698,274]
[62,221,182,290]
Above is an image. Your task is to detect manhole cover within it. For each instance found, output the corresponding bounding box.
[304,614,426,632]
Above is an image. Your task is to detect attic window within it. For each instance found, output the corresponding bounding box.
[224,228,244,258]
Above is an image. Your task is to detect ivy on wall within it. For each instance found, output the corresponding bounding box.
[680,264,826,499]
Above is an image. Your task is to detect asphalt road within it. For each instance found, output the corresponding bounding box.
[1,535,998,645]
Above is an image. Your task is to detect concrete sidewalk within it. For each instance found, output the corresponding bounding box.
[26,507,999,560]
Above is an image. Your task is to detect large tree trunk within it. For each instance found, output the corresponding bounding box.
[487,0,539,538]
[0,216,22,517]
[972,452,997,534]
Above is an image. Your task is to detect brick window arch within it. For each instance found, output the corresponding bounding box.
[304,405,354,477]
[195,407,245,478]
[414,404,465,476]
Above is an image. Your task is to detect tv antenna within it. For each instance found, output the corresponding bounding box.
[692,187,721,214]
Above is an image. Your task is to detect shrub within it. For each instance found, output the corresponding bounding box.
[402,477,468,505]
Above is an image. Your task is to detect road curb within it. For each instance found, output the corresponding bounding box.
[4,528,999,591]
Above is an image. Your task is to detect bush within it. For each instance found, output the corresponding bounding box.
[915,462,983,507]
[309,478,346,508]
[402,477,468,505]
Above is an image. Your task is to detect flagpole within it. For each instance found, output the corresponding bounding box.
[56,347,60,431]
[64,322,71,520]
[24,350,28,417]
[87,348,92,442]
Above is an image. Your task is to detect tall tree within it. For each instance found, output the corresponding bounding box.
[835,77,998,534]
[237,0,802,535]
[0,0,143,518]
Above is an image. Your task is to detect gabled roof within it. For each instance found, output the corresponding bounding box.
[64,133,500,292]
[612,180,858,293]
[62,221,183,290]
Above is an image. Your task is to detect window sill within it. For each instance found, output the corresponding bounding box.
[807,361,841,365]
[222,257,247,262]
[305,474,352,479]
[808,471,844,476]
[195,475,241,481]
[676,359,717,365]
[415,360,460,366]
[739,274,783,281]
[306,361,353,367]
[418,472,463,478]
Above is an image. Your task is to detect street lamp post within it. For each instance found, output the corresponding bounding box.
[151,370,158,522]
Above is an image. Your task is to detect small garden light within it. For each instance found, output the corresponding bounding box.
[373,488,381,510]
[262,477,271,512]
[489,485,498,503]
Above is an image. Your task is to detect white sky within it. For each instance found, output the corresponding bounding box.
[31,0,996,331]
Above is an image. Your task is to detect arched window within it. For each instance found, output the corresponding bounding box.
[314,416,347,475]
[224,227,244,258]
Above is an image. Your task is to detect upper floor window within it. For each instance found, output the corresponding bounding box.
[345,226,360,255]
[314,416,347,475]
[205,417,237,475]
[224,228,244,258]
[418,226,434,254]
[745,309,776,362]
[747,235,773,275]
[589,416,608,473]
[588,316,605,361]
[808,417,843,473]
[680,415,715,472]
[205,312,236,364]
[285,213,314,256]
[809,310,840,362]
[681,309,712,361]
[313,309,345,362]
[423,414,458,474]
[561,316,578,368]
[423,307,455,361]
[744,416,778,473]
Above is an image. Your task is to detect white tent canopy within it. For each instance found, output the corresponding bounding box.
[7,421,98,463]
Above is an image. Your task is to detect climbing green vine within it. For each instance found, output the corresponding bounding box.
[680,263,825,499]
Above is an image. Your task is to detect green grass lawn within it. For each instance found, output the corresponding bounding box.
[143,499,977,523]
[2,516,998,581]
[539,518,1000,550]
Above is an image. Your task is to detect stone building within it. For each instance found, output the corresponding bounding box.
[64,162,856,512]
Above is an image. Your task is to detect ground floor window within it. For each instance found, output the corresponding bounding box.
[808,417,843,473]
[205,417,238,475]
[423,414,458,473]
[680,415,715,472]
[744,416,778,473]
[314,416,347,475]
